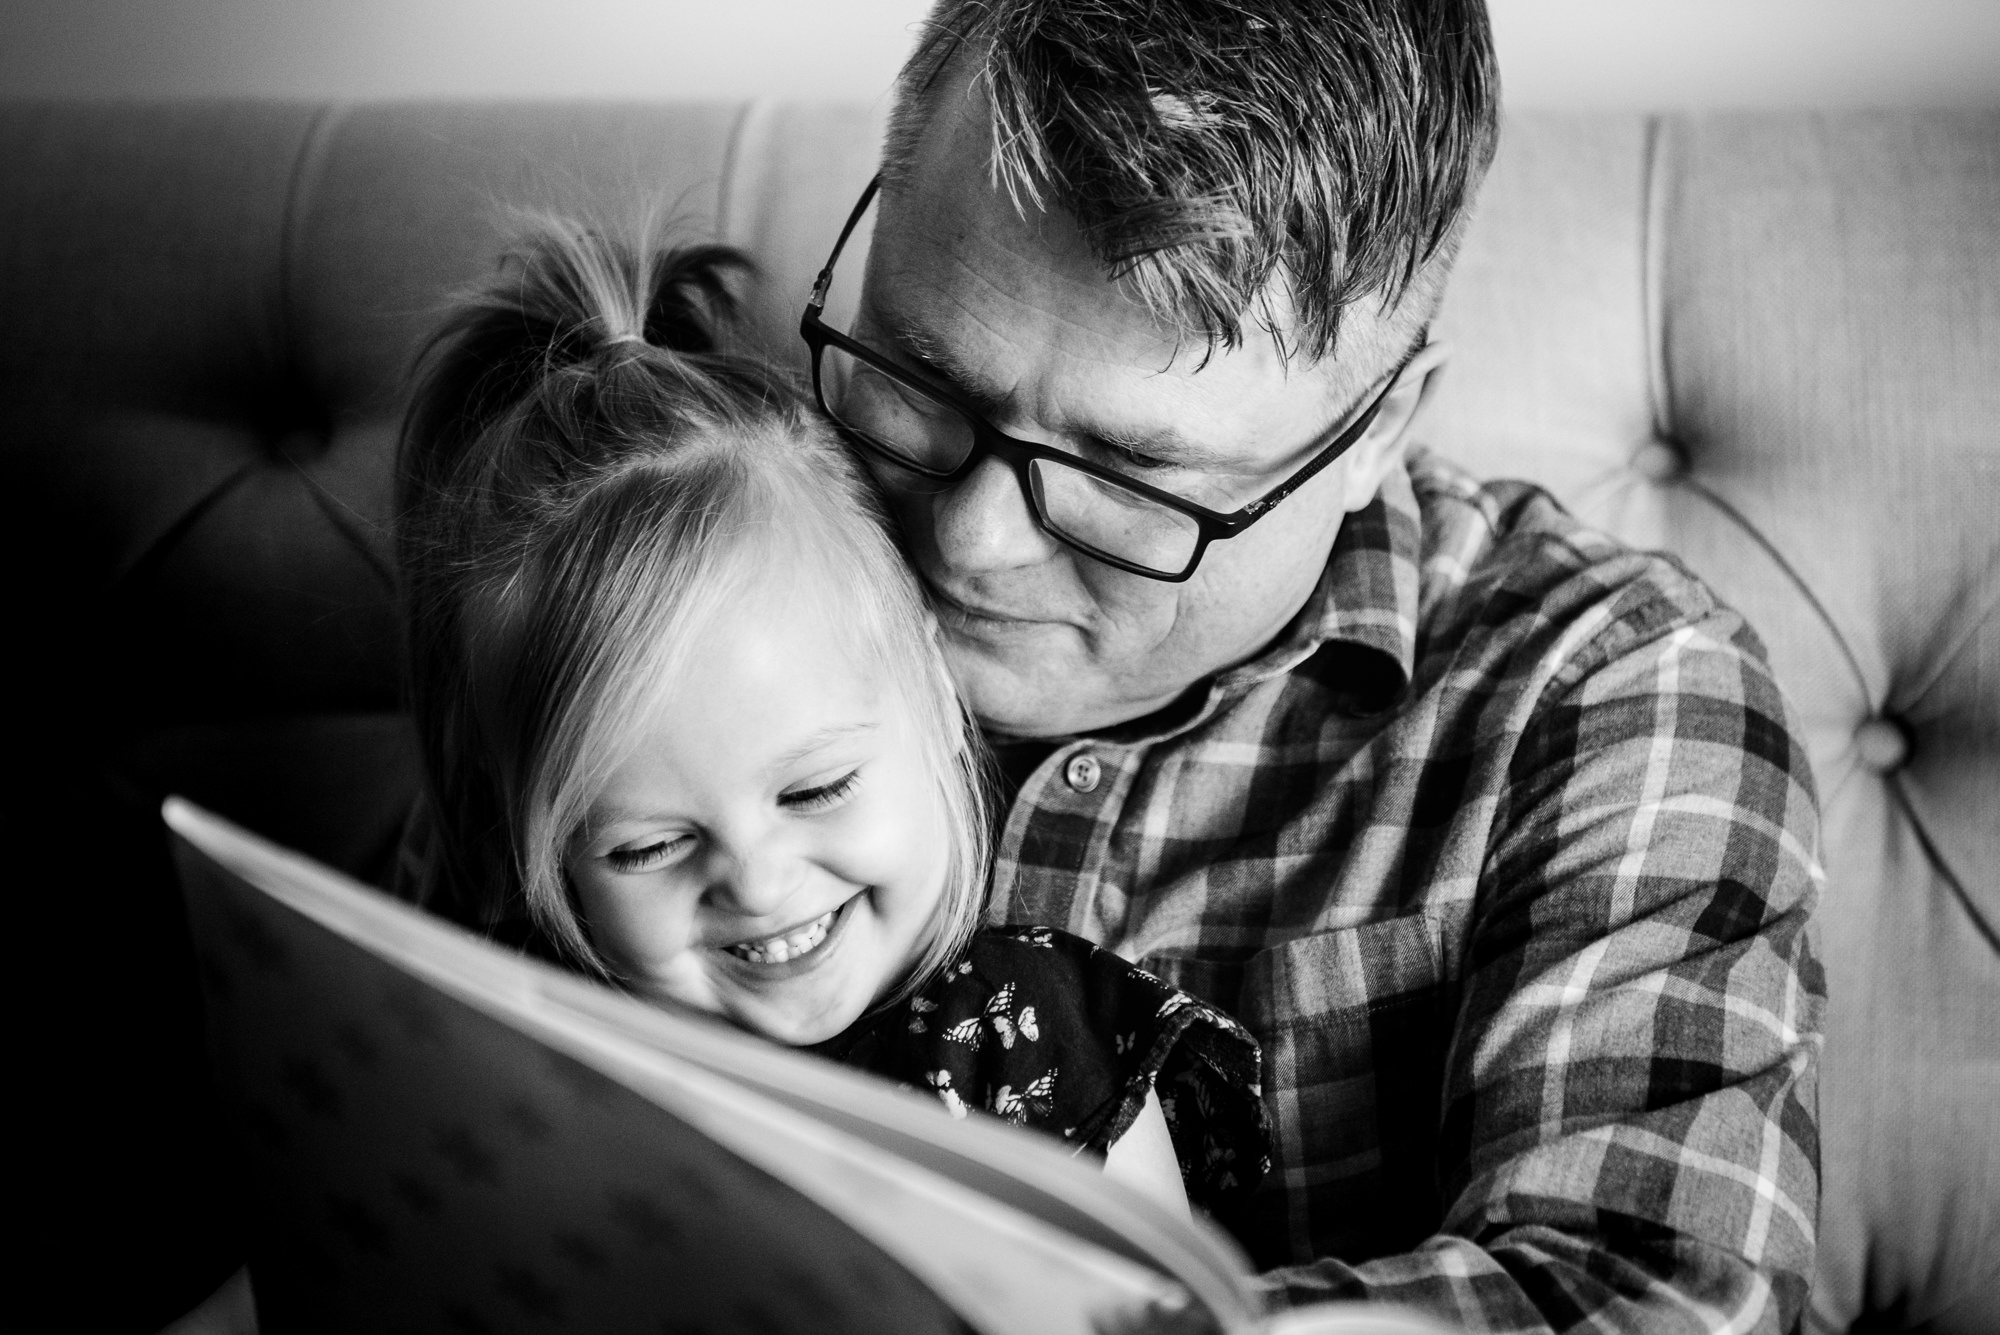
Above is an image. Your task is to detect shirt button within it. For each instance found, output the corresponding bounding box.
[1064,752,1102,793]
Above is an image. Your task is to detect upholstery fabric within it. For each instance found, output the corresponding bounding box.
[1,101,1993,1334]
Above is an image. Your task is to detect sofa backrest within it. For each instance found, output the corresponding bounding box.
[2,101,1993,1334]
[1431,111,2000,1335]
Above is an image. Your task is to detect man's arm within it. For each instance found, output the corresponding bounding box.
[1263,602,1825,1334]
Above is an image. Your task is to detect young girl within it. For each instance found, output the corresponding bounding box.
[393,216,1268,1221]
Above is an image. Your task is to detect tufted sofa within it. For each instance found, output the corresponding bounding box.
[2,102,1994,1333]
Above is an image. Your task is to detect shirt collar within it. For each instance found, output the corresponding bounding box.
[1025,458,1425,753]
[1175,457,1422,729]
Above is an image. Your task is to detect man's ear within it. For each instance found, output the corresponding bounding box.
[1336,339,1451,514]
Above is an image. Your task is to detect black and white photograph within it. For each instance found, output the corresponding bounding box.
[3,3,1994,1333]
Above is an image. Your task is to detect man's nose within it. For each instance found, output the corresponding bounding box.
[929,453,1061,574]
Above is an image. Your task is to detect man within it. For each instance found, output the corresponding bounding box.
[799,1,1824,1331]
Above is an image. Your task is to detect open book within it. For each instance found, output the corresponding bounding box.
[166,798,1266,1335]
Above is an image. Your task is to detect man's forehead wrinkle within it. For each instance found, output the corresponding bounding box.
[876,137,1373,473]
[882,223,1152,399]
[910,106,1195,361]
[892,109,1272,393]
[884,284,1237,467]
[880,266,1332,475]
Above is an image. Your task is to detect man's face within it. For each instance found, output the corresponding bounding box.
[852,85,1420,738]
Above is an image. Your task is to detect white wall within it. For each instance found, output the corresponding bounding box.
[0,0,930,103]
[1,0,1995,106]
[1494,1,2000,107]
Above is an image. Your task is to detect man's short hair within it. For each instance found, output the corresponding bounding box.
[885,0,1499,368]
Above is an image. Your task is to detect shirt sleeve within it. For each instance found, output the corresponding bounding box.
[1260,593,1826,1334]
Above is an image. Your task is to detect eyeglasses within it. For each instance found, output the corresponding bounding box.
[799,174,1404,583]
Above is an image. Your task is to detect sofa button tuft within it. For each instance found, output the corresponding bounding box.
[1633,439,1684,482]
[1854,717,1910,774]
[273,428,327,466]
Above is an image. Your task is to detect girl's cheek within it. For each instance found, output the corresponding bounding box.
[573,870,691,971]
[857,788,955,924]
[831,788,931,880]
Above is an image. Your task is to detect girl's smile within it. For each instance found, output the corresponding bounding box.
[722,901,839,964]
[565,584,953,1046]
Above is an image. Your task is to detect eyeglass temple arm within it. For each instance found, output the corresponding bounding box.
[1238,332,1431,520]
[1234,379,1394,521]
[807,173,886,313]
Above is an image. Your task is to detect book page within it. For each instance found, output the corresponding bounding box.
[168,799,1260,1335]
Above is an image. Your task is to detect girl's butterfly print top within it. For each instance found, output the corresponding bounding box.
[811,925,1271,1225]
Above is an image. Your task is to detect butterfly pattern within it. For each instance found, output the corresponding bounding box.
[984,983,1040,1051]
[990,1071,1058,1125]
[809,925,1270,1222]
[924,1069,968,1120]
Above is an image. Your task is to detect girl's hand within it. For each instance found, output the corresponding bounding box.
[1101,1086,1191,1217]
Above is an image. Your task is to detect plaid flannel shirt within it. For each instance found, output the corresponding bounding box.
[989,447,1825,1334]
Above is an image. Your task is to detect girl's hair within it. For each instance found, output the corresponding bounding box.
[396,214,988,1008]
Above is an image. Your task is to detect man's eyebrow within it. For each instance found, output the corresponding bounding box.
[1082,422,1240,471]
[879,316,1241,470]
[879,317,1008,413]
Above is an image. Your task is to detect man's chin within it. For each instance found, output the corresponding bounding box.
[946,642,1141,739]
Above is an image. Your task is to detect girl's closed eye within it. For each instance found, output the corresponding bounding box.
[780,769,861,813]
[605,834,694,874]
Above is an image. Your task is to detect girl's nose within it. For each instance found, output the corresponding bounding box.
[929,454,1062,575]
[705,848,804,920]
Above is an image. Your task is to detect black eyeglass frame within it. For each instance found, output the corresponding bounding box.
[799,173,1406,583]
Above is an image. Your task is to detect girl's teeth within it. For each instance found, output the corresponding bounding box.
[729,909,836,964]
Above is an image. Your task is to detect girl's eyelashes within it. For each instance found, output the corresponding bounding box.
[780,769,861,812]
[604,834,693,873]
[591,770,862,873]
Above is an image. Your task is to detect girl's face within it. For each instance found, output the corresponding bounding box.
[565,590,954,1045]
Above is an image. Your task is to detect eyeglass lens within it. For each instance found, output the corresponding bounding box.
[820,343,1204,575]
[1029,462,1203,573]
[822,344,974,473]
